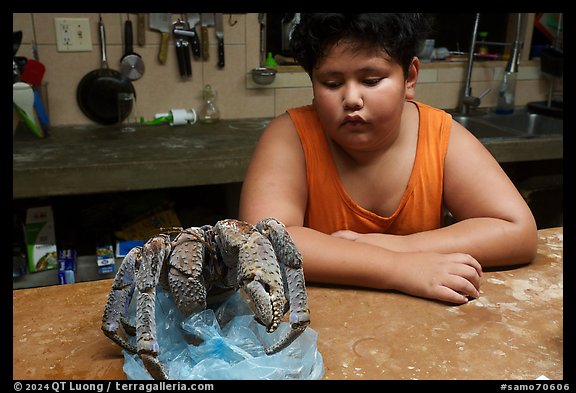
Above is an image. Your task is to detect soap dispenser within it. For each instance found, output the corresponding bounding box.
[199,84,220,123]
[494,58,518,115]
[495,14,522,115]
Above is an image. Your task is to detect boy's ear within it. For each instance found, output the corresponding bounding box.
[405,56,419,100]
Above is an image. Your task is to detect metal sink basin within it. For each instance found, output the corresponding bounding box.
[452,115,522,139]
[480,110,563,136]
[452,109,563,139]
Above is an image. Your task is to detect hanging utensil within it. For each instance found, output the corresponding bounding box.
[13,31,23,82]
[120,17,145,80]
[200,13,214,61]
[149,13,171,64]
[258,14,266,66]
[186,13,201,59]
[173,19,192,78]
[137,13,146,46]
[14,31,23,56]
[214,13,225,68]
[76,17,135,125]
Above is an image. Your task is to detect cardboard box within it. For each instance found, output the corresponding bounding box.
[114,208,181,241]
[115,240,145,258]
[57,249,77,285]
[96,244,115,274]
[24,206,57,273]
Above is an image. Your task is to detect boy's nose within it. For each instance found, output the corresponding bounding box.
[342,84,363,111]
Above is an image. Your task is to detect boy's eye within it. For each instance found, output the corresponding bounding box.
[321,78,382,89]
[322,81,342,89]
[363,78,382,86]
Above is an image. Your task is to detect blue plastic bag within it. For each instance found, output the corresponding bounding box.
[122,287,324,380]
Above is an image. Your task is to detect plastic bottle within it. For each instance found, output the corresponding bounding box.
[495,38,521,115]
[265,52,279,67]
[199,84,220,124]
[494,71,517,115]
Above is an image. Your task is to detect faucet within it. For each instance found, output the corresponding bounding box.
[494,13,523,114]
[458,13,524,115]
[459,13,491,115]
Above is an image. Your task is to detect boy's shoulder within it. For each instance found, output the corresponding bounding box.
[412,100,449,116]
[411,101,453,127]
[287,104,315,114]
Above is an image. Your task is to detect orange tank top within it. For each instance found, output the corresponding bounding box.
[287,101,452,235]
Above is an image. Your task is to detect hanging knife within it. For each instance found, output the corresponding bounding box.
[186,13,201,60]
[137,13,146,46]
[258,13,266,66]
[149,13,171,64]
[200,13,214,61]
[214,13,225,68]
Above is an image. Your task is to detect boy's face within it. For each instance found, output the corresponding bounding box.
[311,40,417,152]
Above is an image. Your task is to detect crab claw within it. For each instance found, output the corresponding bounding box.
[237,231,286,333]
[256,218,311,354]
[262,261,310,354]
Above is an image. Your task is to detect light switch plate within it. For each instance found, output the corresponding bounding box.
[54,18,93,52]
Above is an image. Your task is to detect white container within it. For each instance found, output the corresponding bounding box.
[24,206,57,273]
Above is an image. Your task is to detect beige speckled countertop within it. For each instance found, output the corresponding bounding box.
[13,227,563,380]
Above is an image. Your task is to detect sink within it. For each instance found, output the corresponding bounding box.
[451,109,563,139]
[480,110,563,136]
[451,115,521,139]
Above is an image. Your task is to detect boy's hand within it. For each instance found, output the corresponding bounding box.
[393,251,482,304]
[332,230,482,304]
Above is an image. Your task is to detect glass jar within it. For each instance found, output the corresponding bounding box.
[199,84,220,123]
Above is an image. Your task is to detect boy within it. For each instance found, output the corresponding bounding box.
[239,14,537,304]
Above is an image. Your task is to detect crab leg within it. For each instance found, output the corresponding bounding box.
[135,235,171,380]
[168,228,207,316]
[256,218,311,354]
[101,247,140,353]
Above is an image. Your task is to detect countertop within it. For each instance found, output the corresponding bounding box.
[13,117,562,199]
[13,119,271,199]
[13,227,563,380]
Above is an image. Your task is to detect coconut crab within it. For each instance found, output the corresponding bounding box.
[101,218,310,380]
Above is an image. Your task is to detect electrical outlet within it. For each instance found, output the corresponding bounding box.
[55,18,92,52]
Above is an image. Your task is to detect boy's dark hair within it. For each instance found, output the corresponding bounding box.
[290,13,432,78]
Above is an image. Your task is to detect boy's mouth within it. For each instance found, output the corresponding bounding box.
[342,115,366,126]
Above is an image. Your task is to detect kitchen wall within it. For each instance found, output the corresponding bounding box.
[14,13,558,127]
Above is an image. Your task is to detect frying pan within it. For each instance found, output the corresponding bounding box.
[77,17,135,125]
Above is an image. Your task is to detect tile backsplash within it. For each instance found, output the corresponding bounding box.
[14,13,557,127]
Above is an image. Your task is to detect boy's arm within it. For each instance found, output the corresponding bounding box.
[332,120,538,268]
[240,114,482,304]
[286,225,482,304]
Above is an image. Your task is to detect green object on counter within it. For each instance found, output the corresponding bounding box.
[143,115,172,125]
[265,52,279,67]
[14,102,44,138]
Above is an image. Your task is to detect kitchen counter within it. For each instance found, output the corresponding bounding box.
[13,227,563,380]
[13,117,562,199]
[12,119,271,199]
